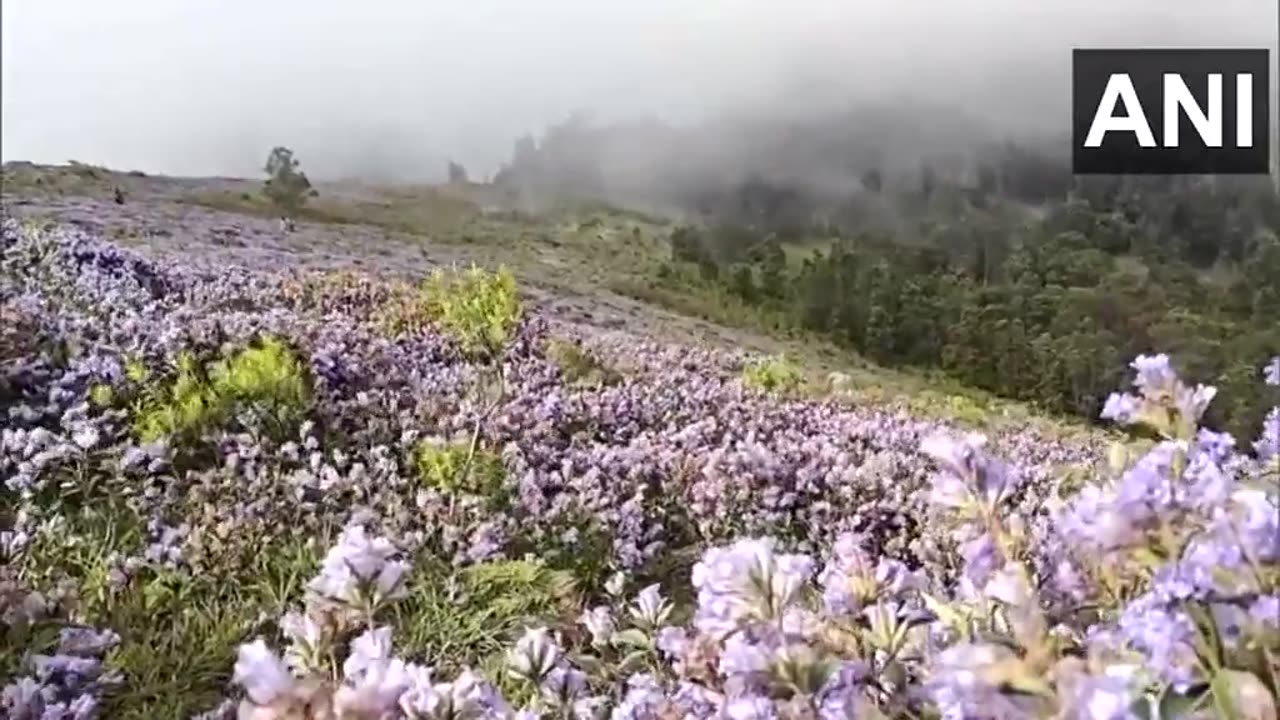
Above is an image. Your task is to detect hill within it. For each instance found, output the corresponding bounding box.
[0,160,1078,432]
[2,161,1278,719]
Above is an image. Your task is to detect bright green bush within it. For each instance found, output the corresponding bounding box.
[132,351,221,444]
[412,437,506,498]
[207,337,310,432]
[380,266,521,360]
[424,265,521,359]
[131,338,310,443]
[741,354,804,395]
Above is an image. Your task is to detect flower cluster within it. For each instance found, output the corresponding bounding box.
[2,627,122,719]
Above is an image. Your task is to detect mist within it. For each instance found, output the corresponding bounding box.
[2,0,1276,183]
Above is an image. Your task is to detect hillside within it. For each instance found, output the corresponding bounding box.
[2,162,1278,719]
[0,161,1075,432]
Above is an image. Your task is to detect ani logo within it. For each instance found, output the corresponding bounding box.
[1072,48,1271,174]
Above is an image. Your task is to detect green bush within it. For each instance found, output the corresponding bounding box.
[131,351,220,444]
[207,337,310,431]
[412,437,507,499]
[382,266,521,360]
[545,338,621,387]
[742,354,804,395]
[131,338,310,444]
[426,266,521,359]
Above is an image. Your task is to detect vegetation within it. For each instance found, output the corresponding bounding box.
[3,186,1279,719]
[381,265,522,359]
[741,354,804,395]
[130,337,311,445]
[544,338,621,387]
[656,176,1280,440]
[262,146,315,218]
[411,438,507,499]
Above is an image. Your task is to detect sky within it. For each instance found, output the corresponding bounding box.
[2,0,1277,181]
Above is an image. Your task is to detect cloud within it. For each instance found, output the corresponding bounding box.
[2,0,1275,180]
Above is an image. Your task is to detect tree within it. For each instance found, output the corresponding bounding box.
[861,168,883,194]
[263,146,313,218]
[448,161,469,184]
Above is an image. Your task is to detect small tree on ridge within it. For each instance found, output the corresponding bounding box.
[263,146,313,218]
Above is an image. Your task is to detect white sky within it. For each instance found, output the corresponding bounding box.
[2,0,1276,180]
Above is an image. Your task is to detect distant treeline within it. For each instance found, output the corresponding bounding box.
[495,111,1280,438]
[673,176,1280,440]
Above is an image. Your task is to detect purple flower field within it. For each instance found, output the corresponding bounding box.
[2,218,1277,719]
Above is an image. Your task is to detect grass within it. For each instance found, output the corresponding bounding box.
[1,161,122,199]
[184,184,480,237]
[9,481,580,718]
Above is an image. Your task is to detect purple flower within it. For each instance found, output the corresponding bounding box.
[629,584,671,628]
[610,674,666,720]
[960,533,1001,587]
[1100,393,1139,424]
[921,433,1019,508]
[540,666,587,704]
[1115,597,1199,689]
[654,627,689,659]
[344,625,395,680]
[1131,354,1176,393]
[578,606,615,646]
[1248,595,1279,630]
[1263,356,1280,386]
[507,627,560,682]
[232,639,296,706]
[1062,665,1142,720]
[724,695,776,720]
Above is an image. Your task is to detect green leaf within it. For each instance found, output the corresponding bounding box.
[616,649,649,674]
[1154,684,1210,720]
[922,592,970,638]
[611,629,651,651]
[1212,670,1277,720]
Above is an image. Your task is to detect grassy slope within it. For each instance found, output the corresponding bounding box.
[0,160,1094,439]
[0,161,1108,716]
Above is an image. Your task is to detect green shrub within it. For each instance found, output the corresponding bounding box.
[381,266,521,360]
[742,354,804,395]
[132,351,222,444]
[426,266,521,359]
[412,438,506,499]
[207,337,310,431]
[131,338,310,444]
[545,338,621,387]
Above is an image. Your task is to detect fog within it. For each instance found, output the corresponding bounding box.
[2,0,1276,182]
